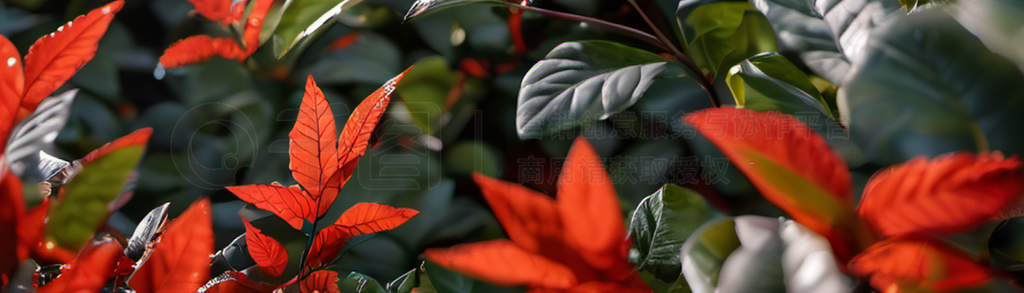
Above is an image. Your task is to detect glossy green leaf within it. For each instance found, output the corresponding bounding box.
[679,218,740,292]
[680,1,777,77]
[989,217,1024,276]
[47,145,145,250]
[945,0,1024,71]
[630,184,715,283]
[403,0,501,21]
[396,56,458,135]
[726,53,834,120]
[516,40,674,138]
[750,0,835,53]
[422,260,524,293]
[841,9,1024,165]
[273,0,364,57]
[337,271,387,293]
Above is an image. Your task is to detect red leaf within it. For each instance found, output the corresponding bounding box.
[0,172,23,277]
[304,223,350,268]
[556,137,627,271]
[243,0,273,53]
[78,127,152,166]
[37,238,122,293]
[129,198,214,293]
[187,0,235,24]
[335,67,411,182]
[425,239,577,288]
[472,173,563,254]
[849,235,991,292]
[200,271,278,293]
[21,0,122,113]
[289,76,338,203]
[159,35,246,68]
[227,184,314,230]
[0,35,24,147]
[859,152,1022,237]
[682,107,867,263]
[305,203,417,267]
[300,270,340,293]
[331,202,418,235]
[326,32,360,51]
[242,217,288,278]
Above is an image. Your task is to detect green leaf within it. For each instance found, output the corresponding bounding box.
[516,40,675,139]
[273,0,364,57]
[945,0,1024,71]
[841,9,1024,166]
[898,0,931,9]
[422,260,525,293]
[679,218,740,292]
[680,1,777,77]
[395,56,458,135]
[990,217,1024,280]
[338,271,387,293]
[750,0,835,53]
[47,145,146,250]
[630,184,715,283]
[726,53,834,120]
[404,0,500,21]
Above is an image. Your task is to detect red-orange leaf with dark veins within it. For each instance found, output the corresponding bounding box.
[37,238,122,293]
[21,0,123,113]
[78,127,152,166]
[336,67,412,175]
[305,203,417,267]
[242,217,288,278]
[159,36,246,68]
[0,35,24,147]
[227,184,314,230]
[849,235,991,292]
[289,75,338,202]
[332,202,419,235]
[301,270,340,293]
[129,198,213,293]
[858,152,1022,237]
[426,239,577,289]
[243,0,273,53]
[0,172,23,278]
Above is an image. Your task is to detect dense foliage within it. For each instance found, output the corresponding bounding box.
[1,0,1024,291]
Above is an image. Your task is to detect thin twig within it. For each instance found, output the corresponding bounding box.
[625,0,718,107]
[508,4,669,52]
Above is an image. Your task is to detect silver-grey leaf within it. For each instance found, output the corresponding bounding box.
[124,202,169,262]
[5,89,77,182]
[517,41,670,138]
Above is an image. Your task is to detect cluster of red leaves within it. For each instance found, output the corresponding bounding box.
[205,71,417,293]
[34,195,214,293]
[426,137,651,293]
[158,0,273,68]
[684,107,1022,292]
[0,0,124,282]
